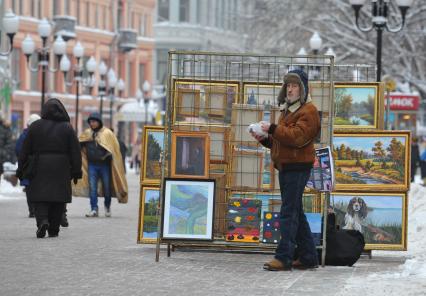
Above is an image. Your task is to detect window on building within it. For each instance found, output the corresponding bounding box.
[18,0,24,15]
[30,0,37,18]
[86,1,90,26]
[53,0,59,16]
[11,49,21,90]
[64,0,70,15]
[139,14,145,36]
[76,0,81,24]
[117,1,123,29]
[179,0,190,22]
[38,0,43,18]
[95,4,99,28]
[126,61,131,95]
[156,49,168,84]
[158,0,169,21]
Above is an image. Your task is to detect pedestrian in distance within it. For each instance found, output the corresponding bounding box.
[0,115,13,185]
[251,69,321,271]
[411,137,420,182]
[16,99,82,238]
[76,112,128,218]
[15,113,41,218]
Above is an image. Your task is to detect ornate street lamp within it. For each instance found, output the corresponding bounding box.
[98,60,108,117]
[349,0,414,81]
[22,19,66,109]
[108,69,117,129]
[60,42,96,134]
[142,80,151,125]
[1,9,19,55]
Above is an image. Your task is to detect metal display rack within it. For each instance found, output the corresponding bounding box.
[153,51,338,265]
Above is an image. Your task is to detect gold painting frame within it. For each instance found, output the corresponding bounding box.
[333,130,411,192]
[330,192,407,251]
[333,82,384,130]
[137,186,160,244]
[177,88,201,117]
[171,131,210,179]
[229,147,263,191]
[231,103,267,148]
[141,126,165,185]
[242,82,282,107]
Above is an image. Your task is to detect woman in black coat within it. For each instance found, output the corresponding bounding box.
[17,99,82,238]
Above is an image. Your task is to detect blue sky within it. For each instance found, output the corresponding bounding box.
[149,130,164,147]
[332,195,402,209]
[336,87,376,104]
[145,189,160,202]
[333,136,405,152]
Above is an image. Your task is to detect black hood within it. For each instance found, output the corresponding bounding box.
[87,112,103,129]
[41,98,70,122]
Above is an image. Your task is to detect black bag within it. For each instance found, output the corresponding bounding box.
[324,229,365,266]
[21,154,39,180]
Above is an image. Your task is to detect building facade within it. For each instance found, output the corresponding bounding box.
[5,0,155,145]
[154,0,254,86]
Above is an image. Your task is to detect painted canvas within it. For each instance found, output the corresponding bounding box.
[162,179,215,240]
[226,198,262,243]
[243,83,281,107]
[138,187,160,243]
[142,126,165,185]
[333,131,410,191]
[331,193,407,250]
[262,212,280,244]
[306,213,322,246]
[334,83,382,129]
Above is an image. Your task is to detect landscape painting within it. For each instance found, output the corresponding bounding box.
[331,193,407,250]
[162,179,215,240]
[243,83,281,107]
[138,187,160,243]
[333,131,410,191]
[142,126,165,185]
[334,83,382,129]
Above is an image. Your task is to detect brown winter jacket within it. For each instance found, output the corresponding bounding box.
[261,102,320,171]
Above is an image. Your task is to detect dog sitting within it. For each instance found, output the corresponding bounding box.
[343,197,368,232]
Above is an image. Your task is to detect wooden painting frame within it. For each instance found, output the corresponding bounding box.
[137,186,160,244]
[173,79,239,126]
[230,147,263,191]
[330,192,407,251]
[205,86,228,118]
[243,82,282,107]
[333,130,411,192]
[141,126,165,185]
[161,178,216,241]
[174,125,230,164]
[231,103,267,148]
[177,88,201,117]
[334,82,384,130]
[171,131,210,179]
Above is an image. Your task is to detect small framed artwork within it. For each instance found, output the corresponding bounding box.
[261,149,275,190]
[333,130,410,192]
[334,82,384,130]
[230,148,263,191]
[171,131,210,179]
[141,126,165,185]
[231,103,267,147]
[205,86,228,118]
[174,125,229,164]
[162,178,215,240]
[243,83,282,107]
[330,192,407,250]
[177,88,201,117]
[226,198,262,243]
[173,80,239,125]
[138,186,160,244]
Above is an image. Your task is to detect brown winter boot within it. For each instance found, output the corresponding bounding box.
[263,258,292,271]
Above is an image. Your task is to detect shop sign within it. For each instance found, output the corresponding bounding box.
[386,93,420,111]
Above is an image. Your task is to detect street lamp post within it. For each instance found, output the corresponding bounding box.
[349,0,414,81]
[22,19,67,110]
[107,69,117,129]
[0,9,19,56]
[98,61,108,118]
[309,32,322,79]
[60,43,97,134]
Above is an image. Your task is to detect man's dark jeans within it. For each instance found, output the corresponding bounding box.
[275,169,319,267]
[88,163,111,211]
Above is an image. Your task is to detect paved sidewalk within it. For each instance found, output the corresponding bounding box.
[0,173,419,296]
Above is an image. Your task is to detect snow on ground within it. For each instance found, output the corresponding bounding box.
[0,175,23,200]
[342,178,426,295]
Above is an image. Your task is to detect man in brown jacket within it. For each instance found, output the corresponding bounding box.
[252,69,320,271]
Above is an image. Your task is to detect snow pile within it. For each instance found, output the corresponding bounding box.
[0,175,23,199]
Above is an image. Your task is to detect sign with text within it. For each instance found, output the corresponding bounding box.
[385,93,420,111]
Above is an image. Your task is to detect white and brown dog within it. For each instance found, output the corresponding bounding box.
[343,197,368,232]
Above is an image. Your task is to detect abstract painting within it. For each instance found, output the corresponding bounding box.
[331,192,407,250]
[262,212,280,244]
[162,179,215,240]
[226,198,262,243]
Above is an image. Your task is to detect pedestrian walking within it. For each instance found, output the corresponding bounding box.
[16,99,82,238]
[15,113,41,218]
[0,116,13,185]
[75,113,128,218]
[252,69,320,271]
[411,137,420,182]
